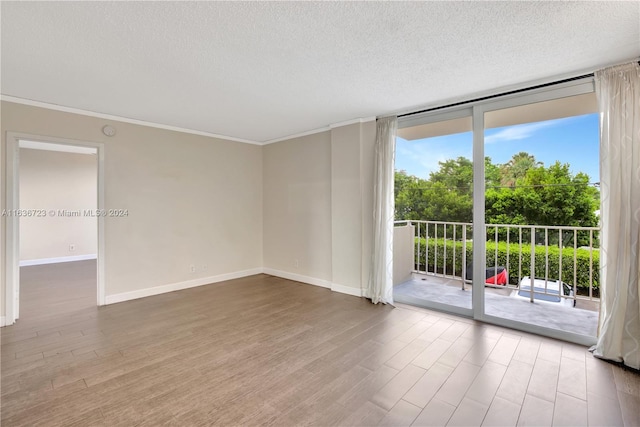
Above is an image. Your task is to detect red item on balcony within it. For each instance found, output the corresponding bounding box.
[486,267,508,285]
[465,264,508,286]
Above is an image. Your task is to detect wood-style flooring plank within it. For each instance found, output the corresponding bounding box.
[481,396,521,427]
[2,261,637,427]
[412,398,456,427]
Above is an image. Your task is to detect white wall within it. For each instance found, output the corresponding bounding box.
[19,148,97,263]
[330,122,376,296]
[1,101,263,312]
[262,131,333,285]
[262,120,376,296]
[1,100,376,319]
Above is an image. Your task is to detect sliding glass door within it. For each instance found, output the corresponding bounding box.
[394,109,474,316]
[395,77,600,345]
[475,83,600,344]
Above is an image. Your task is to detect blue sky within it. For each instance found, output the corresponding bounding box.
[395,113,600,183]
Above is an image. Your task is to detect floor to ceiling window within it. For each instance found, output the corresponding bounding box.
[394,78,600,345]
[394,110,474,315]
[480,92,600,341]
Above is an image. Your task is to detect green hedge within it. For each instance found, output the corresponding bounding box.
[415,238,599,296]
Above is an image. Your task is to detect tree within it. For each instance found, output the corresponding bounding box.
[487,161,599,227]
[394,169,415,200]
[429,156,500,192]
[500,152,542,187]
[395,153,599,245]
[395,157,501,224]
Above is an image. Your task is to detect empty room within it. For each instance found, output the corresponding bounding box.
[1,2,639,426]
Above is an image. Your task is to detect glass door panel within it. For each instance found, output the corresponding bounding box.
[481,93,600,338]
[394,112,474,313]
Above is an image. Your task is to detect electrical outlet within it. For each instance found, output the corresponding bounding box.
[190,264,196,273]
[69,244,76,252]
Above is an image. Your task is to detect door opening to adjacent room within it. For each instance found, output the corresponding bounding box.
[19,142,97,321]
[4,134,106,326]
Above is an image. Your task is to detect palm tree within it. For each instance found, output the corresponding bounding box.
[500,152,542,187]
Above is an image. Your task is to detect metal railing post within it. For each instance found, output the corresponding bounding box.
[453,225,457,281]
[494,226,499,284]
[519,227,523,284]
[506,226,510,285]
[462,225,467,290]
[434,224,438,276]
[417,222,421,273]
[530,226,536,303]
[589,230,594,300]
[573,229,578,302]
[558,229,563,285]
[544,228,549,293]
[443,225,447,277]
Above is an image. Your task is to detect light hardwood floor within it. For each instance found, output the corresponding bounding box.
[1,261,638,426]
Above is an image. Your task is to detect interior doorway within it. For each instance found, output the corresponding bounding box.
[4,133,105,325]
[19,142,97,321]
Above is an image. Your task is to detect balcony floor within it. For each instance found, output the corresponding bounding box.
[394,274,598,338]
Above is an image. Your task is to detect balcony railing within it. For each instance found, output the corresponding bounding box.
[394,220,600,305]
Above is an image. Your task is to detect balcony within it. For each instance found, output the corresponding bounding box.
[393,220,600,339]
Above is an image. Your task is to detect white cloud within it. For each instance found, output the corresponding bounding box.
[485,118,567,144]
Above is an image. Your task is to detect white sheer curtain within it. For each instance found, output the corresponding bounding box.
[367,116,397,304]
[592,62,640,370]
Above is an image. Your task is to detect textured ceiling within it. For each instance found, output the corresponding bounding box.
[2,2,639,143]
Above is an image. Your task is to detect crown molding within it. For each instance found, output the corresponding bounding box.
[328,116,376,129]
[0,95,262,145]
[2,95,380,146]
[262,126,331,145]
[263,116,376,145]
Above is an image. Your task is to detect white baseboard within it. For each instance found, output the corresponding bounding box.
[331,282,364,297]
[262,268,332,289]
[20,254,97,267]
[69,265,362,306]
[105,267,264,305]
[263,268,364,298]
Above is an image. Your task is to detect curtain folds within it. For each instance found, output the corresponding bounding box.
[367,116,398,305]
[592,62,640,370]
